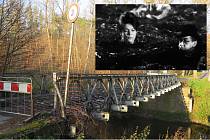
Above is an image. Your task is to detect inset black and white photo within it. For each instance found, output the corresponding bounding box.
[95,4,207,70]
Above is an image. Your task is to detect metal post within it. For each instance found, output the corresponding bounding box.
[10,92,12,112]
[24,93,25,114]
[130,78,135,96]
[53,73,57,114]
[64,22,75,107]
[112,80,119,105]
[4,92,6,111]
[53,89,57,111]
[30,78,34,116]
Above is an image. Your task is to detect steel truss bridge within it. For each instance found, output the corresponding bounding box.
[55,73,181,121]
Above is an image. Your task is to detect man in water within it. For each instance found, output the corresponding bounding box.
[176,24,206,69]
[158,24,206,70]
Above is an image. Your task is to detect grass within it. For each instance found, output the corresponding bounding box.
[0,118,50,139]
[121,125,150,140]
[188,78,210,126]
[16,119,49,133]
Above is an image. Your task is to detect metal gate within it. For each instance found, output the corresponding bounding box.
[0,76,33,116]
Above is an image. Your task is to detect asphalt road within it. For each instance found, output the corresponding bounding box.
[0,114,11,124]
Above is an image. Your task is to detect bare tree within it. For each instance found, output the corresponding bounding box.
[83,0,95,74]
[0,0,37,75]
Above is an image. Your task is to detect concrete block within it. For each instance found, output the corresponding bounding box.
[135,96,149,102]
[125,100,139,107]
[111,104,128,112]
[164,88,169,93]
[155,91,161,96]
[92,112,110,121]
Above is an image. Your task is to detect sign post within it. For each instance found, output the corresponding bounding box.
[64,3,79,106]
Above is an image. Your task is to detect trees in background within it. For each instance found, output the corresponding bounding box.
[1,0,207,75]
[0,0,37,75]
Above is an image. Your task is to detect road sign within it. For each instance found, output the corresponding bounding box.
[68,4,79,23]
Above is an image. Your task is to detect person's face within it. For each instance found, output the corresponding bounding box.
[122,23,137,44]
[178,36,197,51]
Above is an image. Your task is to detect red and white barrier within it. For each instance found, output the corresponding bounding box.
[0,81,32,94]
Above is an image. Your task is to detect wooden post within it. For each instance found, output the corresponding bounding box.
[53,88,57,114]
[182,70,185,76]
[53,73,57,114]
[70,125,76,137]
[29,77,34,116]
[193,70,197,79]
[187,127,191,139]
[53,72,65,118]
[189,88,193,113]
[182,86,193,113]
[31,87,34,116]
[189,98,193,112]
[208,70,210,82]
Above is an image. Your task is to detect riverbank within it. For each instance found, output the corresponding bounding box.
[188,78,210,126]
[113,77,210,127]
[0,113,60,139]
[0,106,210,139]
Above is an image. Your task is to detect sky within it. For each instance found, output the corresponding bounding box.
[78,0,210,22]
[35,0,195,19]
[79,0,91,19]
[0,0,209,32]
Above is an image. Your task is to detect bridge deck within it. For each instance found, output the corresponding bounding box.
[56,73,176,80]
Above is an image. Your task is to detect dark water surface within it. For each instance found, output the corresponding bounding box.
[86,115,210,139]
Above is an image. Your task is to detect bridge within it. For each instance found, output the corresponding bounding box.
[54,73,181,121]
[0,73,182,123]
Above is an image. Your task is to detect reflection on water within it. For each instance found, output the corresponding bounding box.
[86,116,210,139]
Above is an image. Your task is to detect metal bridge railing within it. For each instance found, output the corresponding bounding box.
[54,73,181,121]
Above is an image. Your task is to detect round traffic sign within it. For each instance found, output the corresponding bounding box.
[68,4,79,22]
